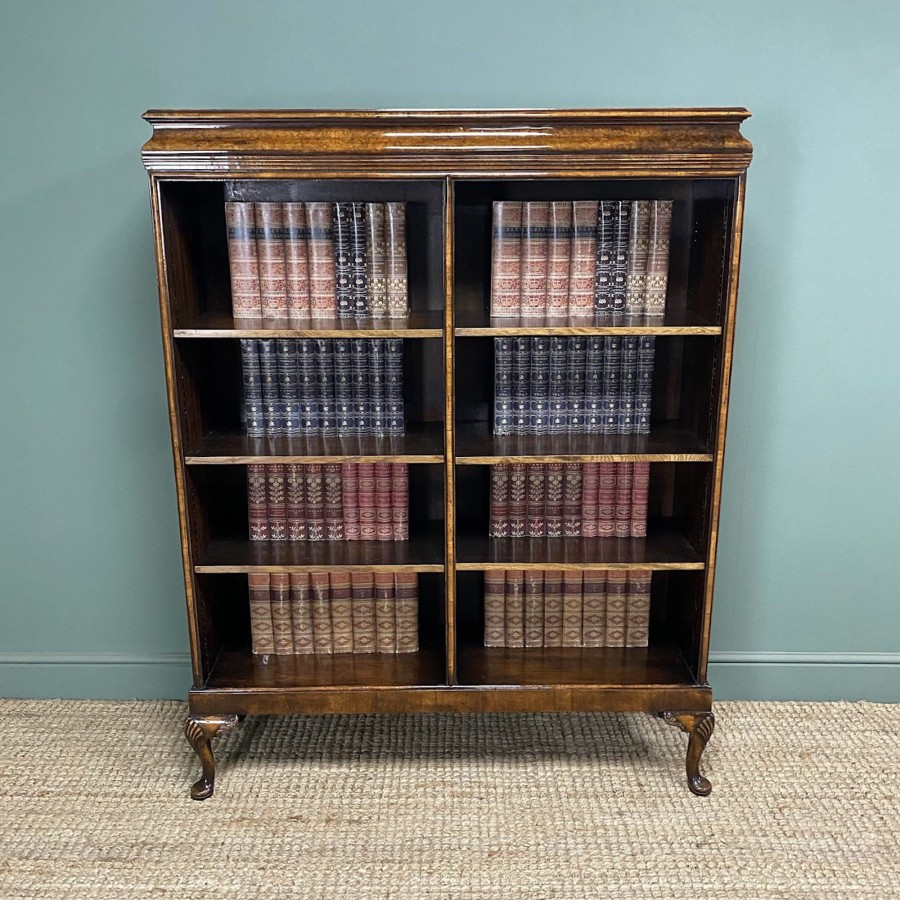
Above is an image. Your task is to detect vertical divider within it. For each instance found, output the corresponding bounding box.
[443,177,457,684]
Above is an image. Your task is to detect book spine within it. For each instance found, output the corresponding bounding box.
[270,572,294,655]
[357,463,376,540]
[630,462,650,538]
[594,200,616,317]
[349,202,369,317]
[259,338,282,436]
[283,202,311,320]
[374,571,397,653]
[329,572,354,653]
[530,336,550,435]
[520,201,550,318]
[255,202,288,323]
[504,570,525,648]
[297,338,319,433]
[310,572,333,654]
[333,338,355,435]
[391,463,409,541]
[315,338,337,436]
[323,463,344,541]
[584,335,605,434]
[265,464,287,541]
[394,571,419,653]
[508,463,527,538]
[277,338,301,437]
[385,202,408,317]
[568,200,598,317]
[636,335,655,435]
[562,462,583,537]
[489,464,510,538]
[490,201,524,318]
[342,462,360,541]
[526,463,547,538]
[546,201,573,317]
[561,571,583,648]
[385,338,405,436]
[600,336,622,435]
[240,339,265,438]
[581,568,607,648]
[523,570,544,648]
[598,462,617,537]
[366,202,388,316]
[545,462,564,538]
[304,464,325,541]
[248,573,274,655]
[542,571,563,647]
[625,569,652,647]
[369,339,387,436]
[225,202,261,322]
[624,200,651,315]
[645,200,674,317]
[350,338,370,435]
[580,462,600,538]
[289,573,314,654]
[285,464,307,541]
[350,570,377,653]
[614,462,634,539]
[605,570,628,647]
[483,570,506,647]
[494,337,514,435]
[307,202,336,319]
[548,336,568,434]
[247,463,269,540]
[619,336,638,435]
[511,336,531,435]
[566,336,587,434]
[375,462,393,542]
[610,201,631,317]
[332,202,353,319]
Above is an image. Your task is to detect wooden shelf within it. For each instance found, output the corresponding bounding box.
[455,519,704,571]
[186,422,444,464]
[457,641,694,687]
[455,422,712,463]
[174,309,443,338]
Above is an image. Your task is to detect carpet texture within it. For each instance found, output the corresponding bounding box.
[0,700,898,899]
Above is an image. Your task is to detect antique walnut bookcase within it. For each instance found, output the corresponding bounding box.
[142,108,751,799]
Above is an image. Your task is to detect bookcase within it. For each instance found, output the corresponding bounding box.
[142,108,751,799]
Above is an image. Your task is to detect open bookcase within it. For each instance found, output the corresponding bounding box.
[142,108,751,799]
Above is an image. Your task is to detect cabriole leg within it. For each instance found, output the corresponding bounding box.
[183,714,239,800]
[660,711,715,796]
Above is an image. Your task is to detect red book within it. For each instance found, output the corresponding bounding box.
[630,462,650,538]
[342,462,360,541]
[524,570,544,647]
[545,202,573,317]
[283,202,312,321]
[545,463,564,538]
[350,570,376,653]
[504,570,525,647]
[605,570,628,647]
[289,573,314,655]
[357,463,376,541]
[391,463,409,541]
[265,464,287,541]
[307,202,336,320]
[304,464,325,541]
[483,570,506,647]
[580,462,600,538]
[489,464,510,538]
[285,464,307,541]
[626,569,652,647]
[323,463,344,541]
[247,463,269,541]
[508,463,527,538]
[597,462,617,537]
[374,462,393,541]
[248,573,273,655]
[310,572,333,654]
[329,572,354,653]
[394,572,419,653]
[375,571,397,653]
[225,202,261,323]
[542,570,564,647]
[561,571,583,647]
[520,202,550,318]
[270,573,294,655]
[489,201,524,317]
[568,200,599,317]
[615,463,634,538]
[581,568,607,648]
[562,462,583,537]
[255,202,288,324]
[526,463,547,538]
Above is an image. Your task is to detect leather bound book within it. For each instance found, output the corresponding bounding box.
[277,338,301,437]
[511,336,531,435]
[270,573,294,655]
[350,570,376,653]
[349,202,370,317]
[508,463,527,538]
[526,463,547,538]
[625,569,652,647]
[630,462,650,538]
[369,339,387,437]
[636,335,655,435]
[561,570,583,648]
[584,336,605,434]
[310,572,333,654]
[350,338,370,435]
[605,570,628,647]
[566,336,587,434]
[489,201,524,317]
[385,339,405,436]
[248,573,274,655]
[357,463,377,540]
[333,338,355,436]
[483,569,506,647]
[255,202,289,325]
[265,464,287,541]
[283,202,312,321]
[542,570,563,647]
[394,572,419,653]
[304,464,326,541]
[489,464,510,538]
[225,202,262,323]
[562,462,583,537]
[529,336,551,435]
[494,337,514,435]
[580,462,600,538]
[329,572,354,653]
[332,202,353,319]
[548,336,568,434]
[619,336,638,435]
[366,202,388,317]
[307,202,336,319]
[385,202,408,318]
[297,339,319,433]
[594,200,616,317]
[315,338,337,436]
[598,462,617,538]
[324,463,344,541]
[581,568,607,648]
[520,202,551,318]
[615,462,634,539]
[568,200,599,317]
[240,339,265,438]
[375,462,393,541]
[286,464,307,541]
[610,201,632,316]
[545,462,564,538]
[247,464,269,541]
[546,201,573,317]
[342,462,360,541]
[258,338,282,436]
[391,463,409,541]
[645,200,674,317]
[624,200,651,315]
[374,571,397,653]
[600,336,622,436]
[504,570,525,648]
[524,570,545,648]
[289,573,314,655]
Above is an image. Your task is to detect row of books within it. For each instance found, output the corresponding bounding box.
[494,335,655,436]
[226,201,409,323]
[490,462,649,538]
[483,569,651,648]
[241,338,404,438]
[490,200,673,318]
[249,572,419,656]
[249,463,409,542]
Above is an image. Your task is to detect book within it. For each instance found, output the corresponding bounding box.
[546,201,573,316]
[289,573,314,655]
[548,336,568,434]
[584,336,605,434]
[494,337,514,435]
[385,202,408,317]
[248,573,274,655]
[511,337,531,435]
[285,464,307,541]
[600,336,622,435]
[304,464,325,541]
[542,571,564,647]
[240,339,265,438]
[625,569,652,647]
[332,202,353,318]
[310,572,333,654]
[631,462,650,538]
[580,462,600,538]
[636,335,655,435]
[624,200,651,315]
[277,338,301,437]
[568,200,598,317]
[265,464,287,541]
[333,337,355,435]
[615,462,634,538]
[366,202,388,316]
[258,338,282,436]
[523,570,544,648]
[323,463,344,541]
[369,338,387,436]
[504,570,525,647]
[375,462,393,541]
[351,570,377,653]
[357,463,377,540]
[645,200,674,316]
[255,202,288,324]
[385,339,405,436]
[391,463,409,541]
[594,200,616,317]
[349,202,369,317]
[526,463,547,538]
[394,571,419,653]
[545,462,564,538]
[597,462,617,537]
[562,462,583,537]
[520,202,550,318]
[351,338,370,434]
[283,202,312,321]
[483,570,506,647]
[610,200,631,316]
[307,202,336,319]
[374,571,397,653]
[508,463,527,538]
[297,338,319,432]
[619,336,638,435]
[605,570,628,647]
[529,336,551,435]
[566,337,587,433]
[225,202,261,322]
[270,573,294,655]
[247,463,269,540]
[489,201,524,317]
[561,571,583,648]
[329,572,354,653]
[489,464,510,538]
[581,569,607,648]
[342,462,360,541]
[314,338,337,435]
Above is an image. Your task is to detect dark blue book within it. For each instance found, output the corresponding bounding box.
[584,336,605,434]
[333,338,355,435]
[619,336,639,434]
[594,201,616,317]
[611,201,631,317]
[351,338,370,434]
[385,339,404,435]
[636,335,655,435]
[240,338,265,438]
[349,202,370,317]
[529,337,550,435]
[548,336,568,434]
[258,338,282,436]
[494,337,513,435]
[601,336,622,435]
[333,203,353,319]
[565,336,587,433]
[296,338,319,433]
[511,337,531,435]
[369,339,387,435]
[277,338,301,437]
[315,338,337,435]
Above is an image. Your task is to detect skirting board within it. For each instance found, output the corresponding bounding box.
[1,652,898,702]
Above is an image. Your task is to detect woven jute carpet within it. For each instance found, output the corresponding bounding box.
[1,700,898,899]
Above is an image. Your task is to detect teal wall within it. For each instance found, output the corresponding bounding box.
[1,0,898,701]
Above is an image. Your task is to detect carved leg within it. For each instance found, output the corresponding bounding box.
[661,711,715,796]
[183,714,239,800]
